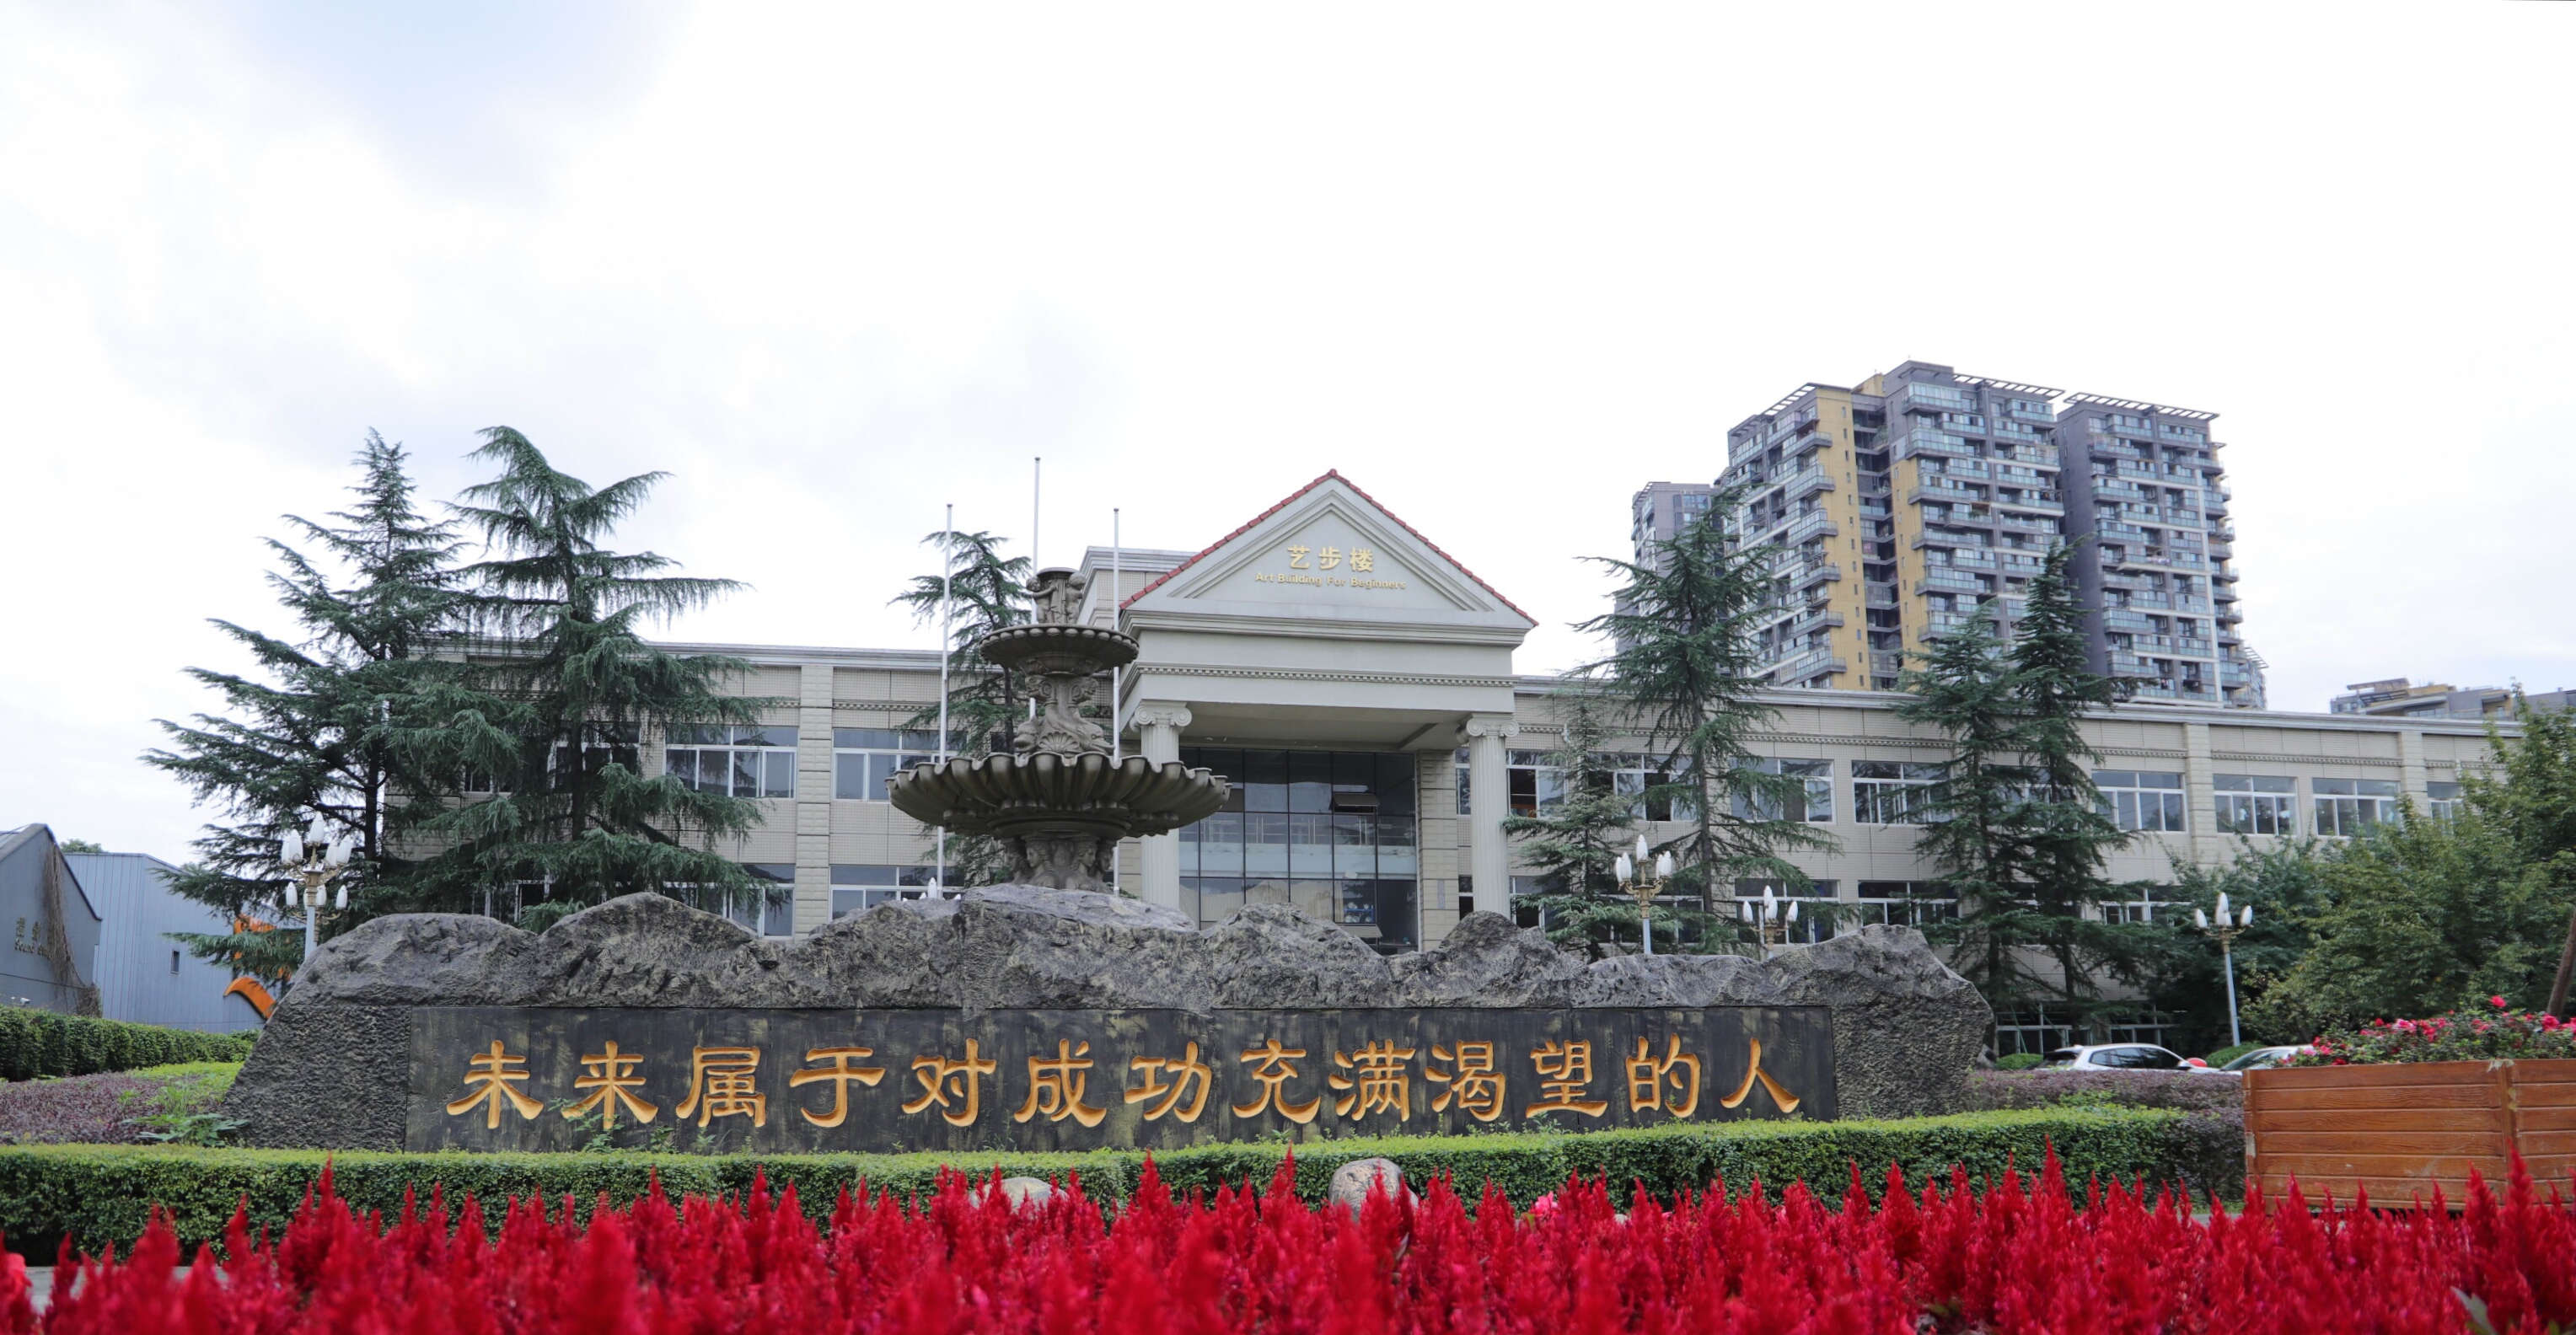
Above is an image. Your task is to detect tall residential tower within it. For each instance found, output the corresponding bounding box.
[1718,362,2261,708]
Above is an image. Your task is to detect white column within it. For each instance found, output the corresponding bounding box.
[1134,703,1194,912]
[1464,714,1517,914]
[2182,721,2219,870]
[793,663,836,934]
[2399,728,2428,810]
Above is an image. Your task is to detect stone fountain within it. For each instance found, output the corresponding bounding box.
[885,567,1229,892]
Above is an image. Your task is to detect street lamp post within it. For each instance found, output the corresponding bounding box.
[2192,893,2257,1048]
[1613,834,1675,957]
[1740,884,1798,950]
[277,816,354,970]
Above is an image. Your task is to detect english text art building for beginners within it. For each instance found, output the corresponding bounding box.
[657,474,2507,1050]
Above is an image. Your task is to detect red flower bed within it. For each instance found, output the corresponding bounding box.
[12,1149,2575,1334]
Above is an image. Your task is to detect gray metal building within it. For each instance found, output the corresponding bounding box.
[0,827,103,1015]
[67,850,265,1032]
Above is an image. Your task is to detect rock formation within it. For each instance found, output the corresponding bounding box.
[228,887,1992,1148]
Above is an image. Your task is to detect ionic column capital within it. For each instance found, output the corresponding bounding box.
[1463,714,1519,741]
[1132,702,1194,731]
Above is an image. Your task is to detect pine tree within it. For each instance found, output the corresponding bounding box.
[1575,494,1833,930]
[892,528,1032,887]
[1500,694,1648,955]
[406,427,770,925]
[147,433,470,981]
[1898,544,2141,1031]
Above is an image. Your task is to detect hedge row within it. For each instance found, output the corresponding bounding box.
[0,1106,2238,1252]
[0,1008,255,1082]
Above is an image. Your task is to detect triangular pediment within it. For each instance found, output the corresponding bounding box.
[1123,473,1534,639]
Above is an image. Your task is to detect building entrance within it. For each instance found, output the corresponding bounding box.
[1175,748,1419,952]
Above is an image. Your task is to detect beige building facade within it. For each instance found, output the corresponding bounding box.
[657,471,2506,1017]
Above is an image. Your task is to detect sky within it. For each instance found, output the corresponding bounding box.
[4,2,2573,861]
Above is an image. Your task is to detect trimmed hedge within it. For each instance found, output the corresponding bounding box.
[0,1106,2237,1252]
[0,1009,255,1082]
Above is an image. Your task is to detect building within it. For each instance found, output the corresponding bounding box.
[0,827,103,1015]
[1629,480,1719,567]
[1719,362,2262,708]
[627,469,2499,1048]
[66,850,266,1032]
[2331,678,2576,721]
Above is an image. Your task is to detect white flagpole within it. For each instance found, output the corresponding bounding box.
[1111,508,1122,894]
[935,503,953,893]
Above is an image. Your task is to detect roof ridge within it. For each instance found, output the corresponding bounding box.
[1119,471,1532,625]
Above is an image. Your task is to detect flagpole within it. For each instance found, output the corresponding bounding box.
[1111,508,1122,894]
[935,502,953,894]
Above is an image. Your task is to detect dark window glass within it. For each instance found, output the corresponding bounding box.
[1242,751,1289,812]
[1289,751,1332,812]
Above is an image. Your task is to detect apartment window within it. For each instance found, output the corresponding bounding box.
[2214,775,2295,835]
[169,949,180,975]
[666,726,797,798]
[2313,777,2401,836]
[2427,781,2465,822]
[829,863,948,918]
[2101,895,2187,925]
[1457,748,1685,821]
[1738,758,1833,823]
[2094,770,2186,833]
[1853,761,1942,824]
[834,728,945,802]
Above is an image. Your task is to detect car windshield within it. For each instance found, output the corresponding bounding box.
[2221,1048,2289,1072]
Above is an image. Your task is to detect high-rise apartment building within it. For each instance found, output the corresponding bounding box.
[1629,480,1719,565]
[1717,361,2262,708]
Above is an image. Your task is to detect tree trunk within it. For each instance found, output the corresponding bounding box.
[2547,901,2576,1018]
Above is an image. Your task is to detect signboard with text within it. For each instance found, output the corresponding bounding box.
[409,1006,1833,1154]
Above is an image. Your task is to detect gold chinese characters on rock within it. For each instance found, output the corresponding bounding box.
[426,1010,1822,1152]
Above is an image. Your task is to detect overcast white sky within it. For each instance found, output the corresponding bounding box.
[5,2,2573,860]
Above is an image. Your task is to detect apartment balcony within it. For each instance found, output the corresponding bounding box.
[1792,561,1842,591]
[2005,443,2062,468]
[1906,483,1984,509]
[1870,651,1904,675]
[2111,653,2158,677]
[1787,609,1845,638]
[1785,512,1839,544]
[2092,482,2149,505]
[2097,519,2151,540]
[1865,582,1899,609]
[1917,569,1986,596]
[2207,540,2233,560]
[1995,491,2065,515]
[2176,595,2212,614]
[2008,403,2057,425]
[1991,464,2048,487]
[1931,457,1993,479]
[2220,662,2256,687]
[2176,638,2214,657]
[1991,514,2054,537]
[2103,609,2158,633]
[1784,467,1835,503]
[1892,382,1976,416]
[1771,646,1847,683]
[1859,501,1892,520]
[1891,428,1980,462]
[1925,610,1986,637]
[1949,549,1999,571]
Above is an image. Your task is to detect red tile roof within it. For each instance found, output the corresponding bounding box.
[1119,469,1535,625]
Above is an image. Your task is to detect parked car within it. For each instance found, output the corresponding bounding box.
[2208,1045,2312,1075]
[2040,1043,2192,1071]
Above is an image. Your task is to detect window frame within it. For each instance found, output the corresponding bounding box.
[2093,769,2187,834]
[664,725,797,799]
[2214,774,2296,835]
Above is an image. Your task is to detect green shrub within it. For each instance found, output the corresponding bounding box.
[0,1010,255,1082]
[1994,1053,2044,1071]
[0,1107,2237,1252]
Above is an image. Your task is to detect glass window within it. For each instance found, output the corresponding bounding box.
[1181,748,1420,951]
[696,863,796,937]
[2314,777,2401,836]
[1853,760,1942,824]
[1739,758,1833,823]
[2094,770,2186,832]
[828,863,946,918]
[831,728,944,802]
[2427,781,2464,822]
[2214,774,2295,834]
[667,725,797,799]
